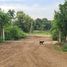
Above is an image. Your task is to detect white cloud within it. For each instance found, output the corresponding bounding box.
[0,1,62,20]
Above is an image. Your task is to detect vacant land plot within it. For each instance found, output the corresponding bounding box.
[0,35,67,67]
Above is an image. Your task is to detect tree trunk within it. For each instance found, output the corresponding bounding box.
[59,30,62,43]
[30,22,33,33]
[64,35,66,42]
[2,28,5,42]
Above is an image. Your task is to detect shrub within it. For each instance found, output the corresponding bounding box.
[62,43,67,52]
[5,26,26,40]
[51,29,59,41]
[0,36,3,42]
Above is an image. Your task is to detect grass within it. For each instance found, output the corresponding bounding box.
[53,44,62,52]
[31,30,51,36]
[53,42,67,52]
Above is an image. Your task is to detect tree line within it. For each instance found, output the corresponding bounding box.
[0,9,51,42]
[0,0,67,44]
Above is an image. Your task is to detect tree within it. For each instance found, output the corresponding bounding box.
[59,1,67,42]
[16,11,33,32]
[42,18,51,31]
[0,10,10,41]
[52,1,67,42]
[53,11,62,42]
[8,9,15,19]
[34,18,42,30]
[34,18,51,31]
[7,9,15,25]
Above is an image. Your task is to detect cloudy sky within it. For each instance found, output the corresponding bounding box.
[0,0,64,19]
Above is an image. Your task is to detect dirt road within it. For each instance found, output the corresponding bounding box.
[0,35,67,67]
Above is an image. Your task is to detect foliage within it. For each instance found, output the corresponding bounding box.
[42,18,51,30]
[16,11,34,33]
[0,9,10,42]
[51,1,67,42]
[8,9,15,18]
[51,29,59,41]
[5,25,26,40]
[34,18,51,31]
[0,10,10,28]
[0,36,3,42]
[0,9,51,42]
[34,18,42,30]
[62,43,67,52]
[32,30,50,35]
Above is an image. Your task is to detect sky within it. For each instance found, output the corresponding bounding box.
[0,0,64,20]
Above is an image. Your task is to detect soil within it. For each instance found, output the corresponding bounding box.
[0,35,67,67]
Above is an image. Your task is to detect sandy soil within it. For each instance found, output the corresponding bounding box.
[0,35,67,67]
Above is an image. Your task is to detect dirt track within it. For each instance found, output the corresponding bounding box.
[0,35,67,67]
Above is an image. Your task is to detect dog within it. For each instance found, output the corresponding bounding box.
[39,41,44,45]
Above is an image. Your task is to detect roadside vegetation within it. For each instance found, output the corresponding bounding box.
[51,1,67,52]
[0,9,51,42]
[53,42,67,52]
[32,30,50,36]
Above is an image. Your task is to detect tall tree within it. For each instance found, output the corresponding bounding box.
[7,9,15,25]
[34,18,51,31]
[16,11,33,32]
[52,1,67,42]
[8,9,15,18]
[0,10,10,41]
[34,18,42,30]
[42,18,51,31]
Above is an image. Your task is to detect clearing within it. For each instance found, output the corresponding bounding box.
[0,35,67,67]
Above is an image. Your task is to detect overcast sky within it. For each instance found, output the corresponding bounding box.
[0,0,64,20]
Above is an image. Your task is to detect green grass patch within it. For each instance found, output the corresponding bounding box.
[32,30,50,35]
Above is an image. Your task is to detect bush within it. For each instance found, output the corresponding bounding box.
[62,43,67,52]
[51,29,66,42]
[0,36,3,42]
[51,29,59,41]
[5,26,26,40]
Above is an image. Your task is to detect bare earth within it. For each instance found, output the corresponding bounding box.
[0,35,67,67]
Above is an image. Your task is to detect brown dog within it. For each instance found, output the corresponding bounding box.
[39,41,44,45]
